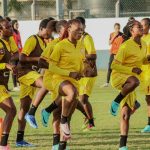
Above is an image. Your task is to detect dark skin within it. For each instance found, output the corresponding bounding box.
[0,20,17,135]
[17,23,55,136]
[79,25,97,122]
[118,21,144,139]
[50,22,83,141]
[141,19,150,119]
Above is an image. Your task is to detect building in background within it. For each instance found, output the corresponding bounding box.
[0,0,150,20]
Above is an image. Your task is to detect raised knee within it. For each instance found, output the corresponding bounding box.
[67,87,77,102]
[122,113,130,121]
[146,96,150,105]
[131,78,140,88]
[80,95,89,104]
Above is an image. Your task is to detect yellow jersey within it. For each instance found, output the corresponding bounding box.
[41,38,60,62]
[50,39,83,73]
[22,35,46,56]
[112,38,147,75]
[0,37,18,69]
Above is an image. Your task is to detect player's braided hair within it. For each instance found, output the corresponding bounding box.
[123,20,139,41]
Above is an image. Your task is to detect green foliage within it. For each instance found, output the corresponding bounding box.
[8,0,23,13]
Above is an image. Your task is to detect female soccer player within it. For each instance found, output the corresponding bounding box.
[11,19,22,91]
[16,19,57,147]
[76,16,97,131]
[39,19,70,150]
[110,20,150,150]
[0,19,18,150]
[47,19,83,150]
[140,18,150,133]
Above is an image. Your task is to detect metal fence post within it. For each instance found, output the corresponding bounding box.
[56,0,64,20]
[1,0,8,17]
[115,0,120,17]
[31,0,36,20]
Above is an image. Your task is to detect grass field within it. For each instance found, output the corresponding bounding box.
[0,70,150,150]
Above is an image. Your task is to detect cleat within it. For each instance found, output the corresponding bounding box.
[141,125,150,133]
[12,87,20,92]
[25,113,38,129]
[83,124,95,132]
[119,146,128,150]
[41,109,51,127]
[110,101,119,116]
[101,83,109,88]
[16,140,34,147]
[52,144,59,150]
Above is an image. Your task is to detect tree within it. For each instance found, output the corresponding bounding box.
[8,0,23,13]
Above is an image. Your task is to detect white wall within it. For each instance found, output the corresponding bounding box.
[19,17,145,50]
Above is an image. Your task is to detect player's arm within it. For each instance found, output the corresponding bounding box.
[84,35,97,60]
[11,52,19,61]
[19,36,39,63]
[38,58,49,69]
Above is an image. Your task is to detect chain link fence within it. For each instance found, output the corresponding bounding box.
[0,0,150,20]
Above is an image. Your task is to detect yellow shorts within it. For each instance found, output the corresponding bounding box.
[111,71,137,109]
[79,77,96,96]
[18,71,41,99]
[43,70,54,92]
[142,65,150,95]
[0,85,11,103]
[51,75,79,99]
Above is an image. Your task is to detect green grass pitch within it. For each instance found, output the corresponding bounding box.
[0,70,150,150]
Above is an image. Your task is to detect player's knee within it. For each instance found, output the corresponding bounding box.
[130,77,140,88]
[122,112,130,121]
[81,96,89,104]
[67,88,77,102]
[146,96,150,105]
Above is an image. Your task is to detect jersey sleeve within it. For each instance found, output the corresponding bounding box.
[41,43,54,62]
[9,36,18,53]
[0,63,6,70]
[111,44,133,74]
[21,36,36,56]
[49,43,70,76]
[84,35,96,54]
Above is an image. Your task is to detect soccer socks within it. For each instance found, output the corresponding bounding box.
[61,115,68,124]
[114,93,125,104]
[28,104,37,116]
[59,141,67,150]
[148,117,150,125]
[120,135,127,148]
[0,133,9,146]
[16,131,24,142]
[53,134,60,146]
[45,101,58,113]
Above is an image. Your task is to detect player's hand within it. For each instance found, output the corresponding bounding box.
[132,67,142,75]
[147,55,150,61]
[69,72,82,80]
[5,63,14,71]
[6,64,17,74]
